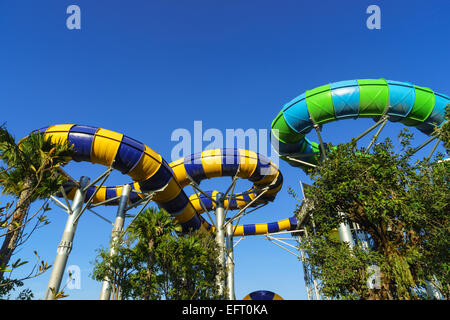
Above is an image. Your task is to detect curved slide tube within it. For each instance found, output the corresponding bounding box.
[243,290,283,300]
[271,79,450,169]
[33,125,298,236]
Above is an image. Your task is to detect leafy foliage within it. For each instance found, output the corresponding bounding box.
[0,124,73,298]
[92,207,225,300]
[295,114,449,299]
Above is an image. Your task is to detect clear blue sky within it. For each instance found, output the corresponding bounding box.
[0,0,448,300]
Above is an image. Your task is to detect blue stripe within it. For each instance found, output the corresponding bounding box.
[330,80,360,119]
[243,224,256,235]
[105,187,117,200]
[128,184,141,203]
[68,125,98,162]
[69,125,98,135]
[138,162,172,192]
[184,152,206,184]
[85,187,95,202]
[158,190,189,215]
[288,217,297,229]
[221,148,239,176]
[227,198,238,210]
[249,290,275,300]
[417,92,450,135]
[386,80,415,121]
[424,92,449,127]
[282,93,314,134]
[198,192,214,211]
[241,193,251,202]
[267,222,279,233]
[181,214,202,232]
[249,154,272,182]
[113,135,145,174]
[68,133,94,162]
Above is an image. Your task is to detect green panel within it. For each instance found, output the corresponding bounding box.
[401,85,435,126]
[271,110,304,144]
[357,79,389,118]
[305,84,335,124]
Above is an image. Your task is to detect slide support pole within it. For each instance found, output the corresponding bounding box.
[337,212,354,249]
[215,193,226,297]
[225,219,235,300]
[99,184,131,300]
[44,176,90,300]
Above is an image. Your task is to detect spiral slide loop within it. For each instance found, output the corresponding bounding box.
[34,125,297,236]
[271,79,450,169]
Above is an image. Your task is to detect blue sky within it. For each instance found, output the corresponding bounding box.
[0,0,449,300]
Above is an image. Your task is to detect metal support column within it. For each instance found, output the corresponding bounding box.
[44,176,90,300]
[225,219,235,300]
[337,212,354,248]
[99,184,131,300]
[215,192,226,296]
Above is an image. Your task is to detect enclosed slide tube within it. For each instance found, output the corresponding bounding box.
[32,125,297,236]
[271,79,450,169]
[243,290,283,300]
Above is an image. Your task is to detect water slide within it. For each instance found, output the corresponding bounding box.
[271,79,449,169]
[243,290,283,300]
[33,124,297,236]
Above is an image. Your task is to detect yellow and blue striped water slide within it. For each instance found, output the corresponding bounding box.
[32,124,297,237]
[242,290,283,300]
[272,79,450,169]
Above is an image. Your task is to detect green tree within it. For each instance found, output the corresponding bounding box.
[0,125,72,294]
[294,126,449,300]
[92,207,225,300]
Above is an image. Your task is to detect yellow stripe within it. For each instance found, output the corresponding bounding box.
[188,193,204,213]
[211,190,219,209]
[238,149,258,179]
[91,128,123,166]
[92,186,107,203]
[235,193,247,208]
[277,218,291,231]
[254,223,268,234]
[273,293,284,300]
[233,225,244,237]
[44,124,74,145]
[174,204,197,224]
[128,145,162,182]
[66,186,77,200]
[201,149,222,179]
[200,220,211,232]
[170,158,189,187]
[153,178,181,203]
[253,164,279,186]
[115,185,123,197]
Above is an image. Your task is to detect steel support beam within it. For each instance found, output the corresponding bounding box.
[99,184,131,300]
[225,220,235,300]
[215,193,226,296]
[44,176,90,300]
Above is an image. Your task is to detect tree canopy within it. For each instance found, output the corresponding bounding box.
[91,207,225,300]
[294,113,449,300]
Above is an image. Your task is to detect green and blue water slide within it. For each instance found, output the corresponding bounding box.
[271,79,449,169]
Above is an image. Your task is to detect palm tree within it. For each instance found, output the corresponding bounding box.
[0,124,73,278]
[128,208,178,300]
